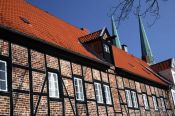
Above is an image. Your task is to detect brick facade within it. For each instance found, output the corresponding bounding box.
[0,38,174,116]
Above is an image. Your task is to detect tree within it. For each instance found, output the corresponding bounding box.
[110,0,167,26]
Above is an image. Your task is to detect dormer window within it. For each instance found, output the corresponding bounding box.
[104,44,110,53]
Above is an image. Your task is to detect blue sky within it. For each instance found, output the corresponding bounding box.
[28,0,175,62]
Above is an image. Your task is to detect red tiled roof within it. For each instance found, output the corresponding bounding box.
[151,59,172,73]
[0,0,168,85]
[0,0,99,60]
[112,46,167,86]
[79,29,102,43]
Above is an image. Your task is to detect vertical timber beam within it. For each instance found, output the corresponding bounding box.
[28,49,34,116]
[100,71,109,116]
[9,42,13,116]
[81,65,89,116]
[58,59,65,116]
[91,68,100,116]
[70,62,78,116]
[106,70,116,115]
[44,54,50,116]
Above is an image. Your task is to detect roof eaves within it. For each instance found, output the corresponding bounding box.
[116,66,168,87]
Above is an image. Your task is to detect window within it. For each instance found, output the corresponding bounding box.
[0,60,7,91]
[94,82,103,103]
[125,90,133,107]
[48,72,59,98]
[152,96,158,111]
[143,94,149,110]
[171,89,175,105]
[131,91,138,108]
[160,98,166,111]
[103,85,112,104]
[74,77,84,101]
[125,90,138,108]
[104,44,110,53]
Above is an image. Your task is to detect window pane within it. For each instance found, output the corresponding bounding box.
[125,90,132,107]
[53,74,57,81]
[95,83,103,103]
[74,78,84,101]
[0,62,5,71]
[161,98,166,111]
[143,94,149,109]
[104,85,112,104]
[74,78,77,86]
[48,72,59,98]
[0,71,6,80]
[153,96,158,110]
[0,81,6,90]
[131,91,138,108]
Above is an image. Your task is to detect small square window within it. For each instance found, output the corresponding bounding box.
[0,60,7,92]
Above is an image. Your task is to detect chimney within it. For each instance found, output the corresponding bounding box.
[122,44,128,52]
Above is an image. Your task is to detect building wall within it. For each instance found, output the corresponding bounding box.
[0,38,173,115]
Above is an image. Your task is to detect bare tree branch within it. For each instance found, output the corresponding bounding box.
[109,0,167,27]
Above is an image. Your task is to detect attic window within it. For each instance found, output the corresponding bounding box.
[19,16,30,24]
[104,44,110,53]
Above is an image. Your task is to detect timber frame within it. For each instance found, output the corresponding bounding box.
[0,26,173,116]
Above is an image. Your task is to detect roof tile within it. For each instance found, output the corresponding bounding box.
[0,0,98,60]
[112,46,167,86]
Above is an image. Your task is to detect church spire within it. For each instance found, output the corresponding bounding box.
[139,16,154,64]
[111,16,122,48]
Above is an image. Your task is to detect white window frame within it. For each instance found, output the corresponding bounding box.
[104,44,110,53]
[143,94,149,110]
[171,89,175,105]
[103,85,112,105]
[74,77,84,101]
[171,70,175,84]
[48,72,59,98]
[94,82,103,103]
[125,90,133,107]
[0,60,7,92]
[160,98,166,111]
[152,96,158,111]
[131,91,138,108]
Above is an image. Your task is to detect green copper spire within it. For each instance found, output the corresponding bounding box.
[139,16,154,64]
[111,16,122,48]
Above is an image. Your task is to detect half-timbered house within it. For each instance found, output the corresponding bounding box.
[0,0,173,115]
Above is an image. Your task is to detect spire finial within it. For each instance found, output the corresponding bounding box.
[111,15,122,48]
[139,16,154,64]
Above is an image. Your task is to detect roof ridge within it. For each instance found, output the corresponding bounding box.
[79,29,103,39]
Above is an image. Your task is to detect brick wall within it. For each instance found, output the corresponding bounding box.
[0,96,10,115]
[0,39,174,116]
